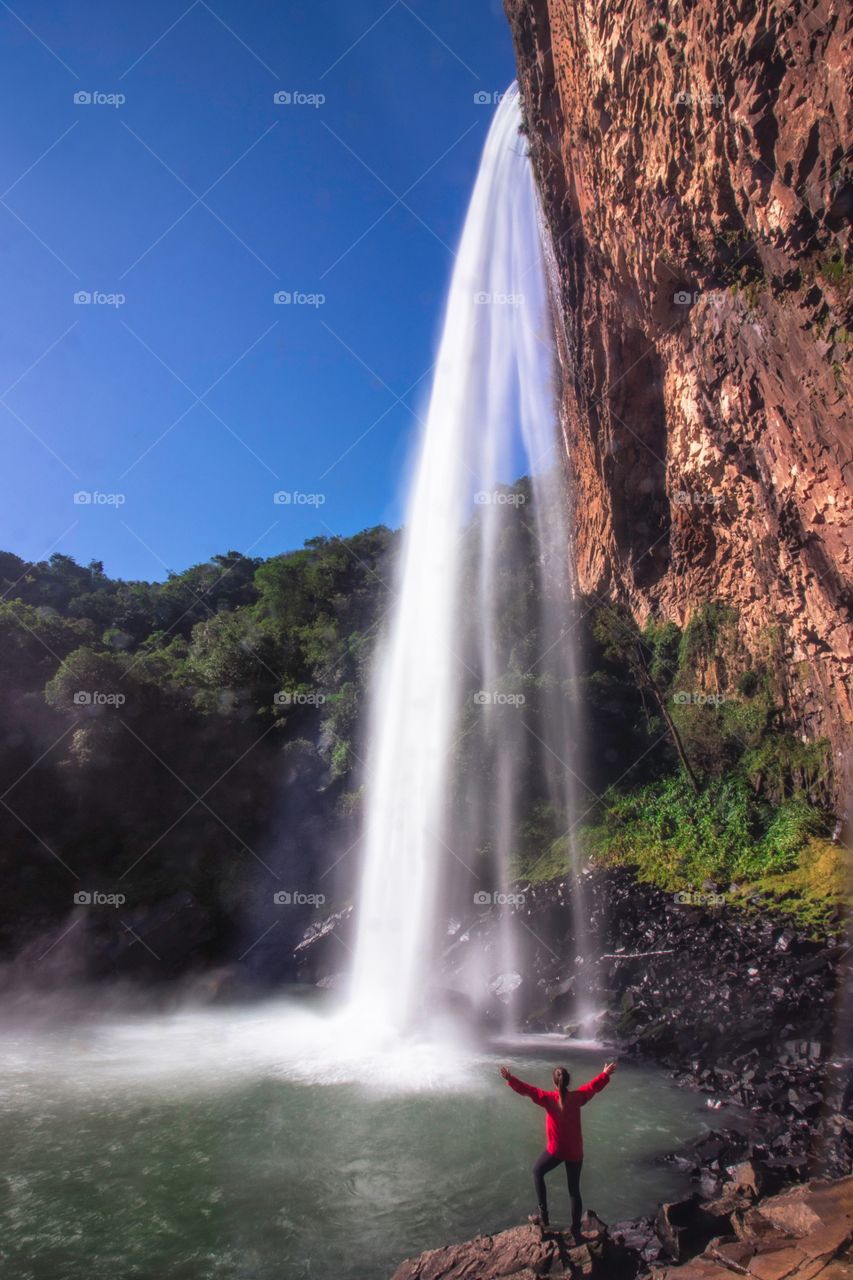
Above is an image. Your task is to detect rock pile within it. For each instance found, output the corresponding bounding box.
[389,1176,853,1280]
[441,868,850,1179]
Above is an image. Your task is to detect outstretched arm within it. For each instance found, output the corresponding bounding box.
[498,1065,549,1107]
[576,1060,617,1106]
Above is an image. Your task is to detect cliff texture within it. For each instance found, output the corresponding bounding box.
[504,0,853,791]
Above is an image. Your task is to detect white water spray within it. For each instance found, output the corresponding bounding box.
[349,84,589,1036]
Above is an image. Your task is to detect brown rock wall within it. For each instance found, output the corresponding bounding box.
[505,0,852,793]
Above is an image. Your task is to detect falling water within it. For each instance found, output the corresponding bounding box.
[349,84,589,1036]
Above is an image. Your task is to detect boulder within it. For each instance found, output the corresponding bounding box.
[390,1213,657,1280]
[389,1224,596,1280]
[726,1161,765,1197]
[293,905,354,982]
[656,1194,735,1262]
[704,1236,758,1273]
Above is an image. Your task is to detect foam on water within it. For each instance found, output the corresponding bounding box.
[0,998,480,1099]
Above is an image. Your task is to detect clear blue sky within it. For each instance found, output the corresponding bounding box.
[0,0,517,581]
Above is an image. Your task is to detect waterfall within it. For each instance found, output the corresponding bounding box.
[348,83,589,1037]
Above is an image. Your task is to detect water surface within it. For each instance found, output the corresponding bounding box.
[0,995,711,1279]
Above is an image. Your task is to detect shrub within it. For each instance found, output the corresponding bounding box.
[582,771,831,888]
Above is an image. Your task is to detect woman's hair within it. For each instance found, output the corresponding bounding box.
[553,1066,570,1107]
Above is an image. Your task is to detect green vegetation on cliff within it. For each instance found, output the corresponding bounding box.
[511,594,842,930]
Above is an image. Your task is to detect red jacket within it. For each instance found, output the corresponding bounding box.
[506,1071,610,1160]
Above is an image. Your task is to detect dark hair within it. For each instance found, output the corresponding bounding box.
[553,1066,570,1107]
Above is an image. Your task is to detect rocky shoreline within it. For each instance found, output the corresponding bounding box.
[494,869,852,1187]
[389,1176,853,1280]
[296,866,851,1275]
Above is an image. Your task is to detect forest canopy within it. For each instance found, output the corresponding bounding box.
[0,488,839,983]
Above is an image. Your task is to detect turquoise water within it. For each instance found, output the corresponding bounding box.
[0,997,710,1279]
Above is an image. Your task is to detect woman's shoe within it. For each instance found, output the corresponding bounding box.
[528,1211,550,1229]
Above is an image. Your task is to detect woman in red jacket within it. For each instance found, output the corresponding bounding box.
[499,1061,617,1236]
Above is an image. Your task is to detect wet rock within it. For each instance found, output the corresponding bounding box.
[293,904,354,982]
[389,1223,586,1280]
[390,1179,853,1280]
[611,1216,657,1255]
[726,1159,785,1199]
[702,1189,755,1222]
[491,973,523,1002]
[655,1194,734,1262]
[583,1209,609,1240]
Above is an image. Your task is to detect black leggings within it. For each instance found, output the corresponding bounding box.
[532,1151,583,1227]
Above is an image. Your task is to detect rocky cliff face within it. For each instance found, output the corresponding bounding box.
[504,0,852,796]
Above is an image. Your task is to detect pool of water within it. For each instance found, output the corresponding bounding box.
[0,994,712,1280]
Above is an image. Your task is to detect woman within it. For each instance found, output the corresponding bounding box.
[499,1060,617,1237]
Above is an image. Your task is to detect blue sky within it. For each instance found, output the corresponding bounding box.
[0,0,516,580]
